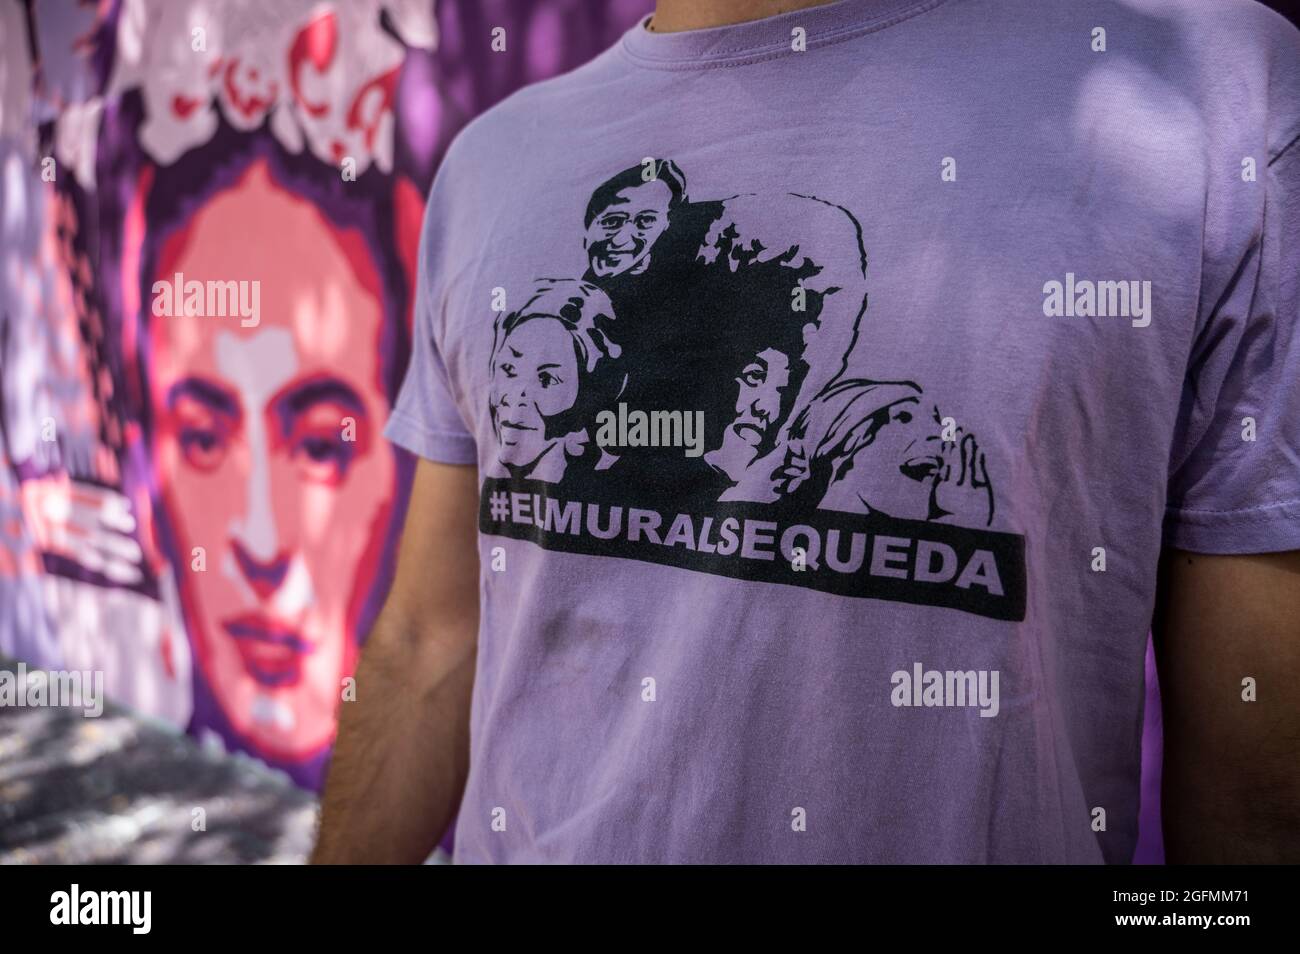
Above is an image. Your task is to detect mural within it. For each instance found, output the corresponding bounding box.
[0,0,650,788]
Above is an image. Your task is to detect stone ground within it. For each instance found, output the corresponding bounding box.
[0,657,317,864]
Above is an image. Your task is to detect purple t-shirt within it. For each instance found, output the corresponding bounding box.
[385,0,1300,863]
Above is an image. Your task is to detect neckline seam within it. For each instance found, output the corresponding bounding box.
[620,0,951,71]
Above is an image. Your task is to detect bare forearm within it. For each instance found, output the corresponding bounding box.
[1156,549,1300,863]
[311,609,476,864]
[1163,723,1300,862]
[1164,670,1294,863]
[1159,686,1300,868]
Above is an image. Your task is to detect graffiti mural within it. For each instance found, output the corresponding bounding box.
[0,0,650,787]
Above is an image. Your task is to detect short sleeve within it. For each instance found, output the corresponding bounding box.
[1163,136,1300,553]
[384,173,477,467]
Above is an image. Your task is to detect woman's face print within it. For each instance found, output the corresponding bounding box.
[819,400,958,521]
[710,347,791,480]
[490,316,580,468]
[847,401,942,520]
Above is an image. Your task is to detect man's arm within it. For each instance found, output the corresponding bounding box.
[1153,548,1300,863]
[311,459,480,864]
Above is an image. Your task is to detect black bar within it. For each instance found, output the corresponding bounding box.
[480,476,1027,621]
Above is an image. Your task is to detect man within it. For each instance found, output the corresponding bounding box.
[582,161,688,280]
[314,0,1300,863]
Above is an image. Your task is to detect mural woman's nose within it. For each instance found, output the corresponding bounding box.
[228,416,288,599]
[231,539,291,600]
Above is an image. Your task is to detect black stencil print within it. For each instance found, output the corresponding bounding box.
[480,159,1024,621]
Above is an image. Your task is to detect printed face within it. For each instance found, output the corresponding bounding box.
[823,400,942,520]
[711,348,792,479]
[148,161,394,763]
[584,179,672,278]
[490,317,580,468]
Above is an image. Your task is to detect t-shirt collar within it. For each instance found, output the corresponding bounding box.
[620,0,949,69]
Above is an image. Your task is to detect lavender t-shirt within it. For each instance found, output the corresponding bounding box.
[385,0,1300,863]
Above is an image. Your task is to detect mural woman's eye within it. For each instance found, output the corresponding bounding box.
[170,394,234,473]
[537,369,563,389]
[178,425,228,472]
[292,428,355,485]
[285,400,363,486]
[499,362,517,379]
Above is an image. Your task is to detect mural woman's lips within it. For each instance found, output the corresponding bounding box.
[222,614,312,689]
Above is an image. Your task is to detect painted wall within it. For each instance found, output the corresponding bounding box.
[0,0,649,789]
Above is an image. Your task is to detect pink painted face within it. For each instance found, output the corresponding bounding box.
[147,161,395,763]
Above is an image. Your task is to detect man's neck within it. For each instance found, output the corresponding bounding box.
[649,0,838,33]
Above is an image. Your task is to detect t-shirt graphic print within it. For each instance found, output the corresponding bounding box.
[476,159,1027,621]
